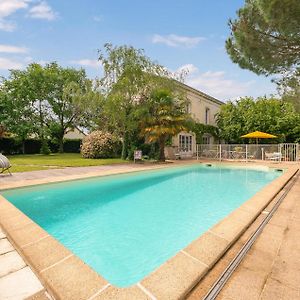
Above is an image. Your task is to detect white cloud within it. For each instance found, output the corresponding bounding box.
[0,0,30,31]
[0,44,28,53]
[0,1,57,31]
[0,57,23,70]
[176,63,254,100]
[28,1,57,20]
[70,59,101,69]
[0,0,30,18]
[0,20,15,31]
[176,64,199,75]
[152,34,205,48]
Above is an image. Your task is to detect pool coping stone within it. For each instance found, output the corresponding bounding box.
[0,161,298,299]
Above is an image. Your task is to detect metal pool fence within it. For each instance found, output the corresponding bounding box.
[196,143,299,162]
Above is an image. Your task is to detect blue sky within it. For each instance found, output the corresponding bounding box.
[0,0,278,101]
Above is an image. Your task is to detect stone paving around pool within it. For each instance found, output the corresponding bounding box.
[187,166,300,300]
[0,161,299,299]
[0,163,181,190]
[0,226,52,300]
[218,174,300,300]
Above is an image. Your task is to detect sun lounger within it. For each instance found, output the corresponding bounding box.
[0,154,12,175]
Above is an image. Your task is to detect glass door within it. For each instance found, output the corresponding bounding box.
[179,134,193,152]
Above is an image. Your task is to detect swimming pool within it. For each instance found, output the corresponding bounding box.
[2,164,281,287]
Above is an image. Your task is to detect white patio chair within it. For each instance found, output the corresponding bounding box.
[265,152,282,161]
[0,154,12,175]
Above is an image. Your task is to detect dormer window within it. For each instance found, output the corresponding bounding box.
[205,107,210,124]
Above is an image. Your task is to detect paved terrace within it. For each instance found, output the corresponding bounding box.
[188,167,300,300]
[0,161,299,299]
[0,164,155,189]
[219,174,300,300]
[0,226,52,300]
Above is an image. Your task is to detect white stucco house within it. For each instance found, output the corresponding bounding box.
[166,82,224,159]
[64,127,87,140]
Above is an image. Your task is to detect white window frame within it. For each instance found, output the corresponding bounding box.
[179,134,193,152]
[203,136,211,144]
[205,107,210,125]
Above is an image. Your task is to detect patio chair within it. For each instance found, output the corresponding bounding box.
[265,152,282,161]
[0,154,12,175]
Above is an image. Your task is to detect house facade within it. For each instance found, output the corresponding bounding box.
[166,83,223,159]
[64,127,87,140]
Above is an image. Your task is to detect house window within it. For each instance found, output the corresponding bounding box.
[179,134,192,152]
[186,103,191,114]
[203,136,211,144]
[205,107,210,124]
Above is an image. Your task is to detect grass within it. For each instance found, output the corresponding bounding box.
[9,165,55,173]
[7,153,128,173]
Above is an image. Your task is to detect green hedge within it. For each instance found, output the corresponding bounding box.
[0,138,21,154]
[63,139,82,153]
[0,138,82,154]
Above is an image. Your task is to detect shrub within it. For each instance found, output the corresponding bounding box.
[63,139,81,153]
[0,137,83,154]
[40,140,51,155]
[24,139,41,154]
[0,137,21,154]
[81,131,120,158]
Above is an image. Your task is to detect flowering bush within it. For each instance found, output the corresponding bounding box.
[81,130,119,158]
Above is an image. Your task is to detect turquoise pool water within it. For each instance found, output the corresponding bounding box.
[2,165,281,287]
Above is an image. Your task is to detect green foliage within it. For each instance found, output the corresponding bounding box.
[81,130,120,159]
[226,0,300,76]
[138,89,192,161]
[97,44,185,160]
[63,139,82,153]
[278,70,300,112]
[216,96,300,143]
[0,74,36,143]
[192,123,219,143]
[40,139,51,155]
[0,62,100,153]
[7,153,127,173]
[0,137,82,155]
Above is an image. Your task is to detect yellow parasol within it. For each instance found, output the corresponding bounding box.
[241,131,277,144]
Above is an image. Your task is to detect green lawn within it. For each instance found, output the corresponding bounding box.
[8,153,128,173]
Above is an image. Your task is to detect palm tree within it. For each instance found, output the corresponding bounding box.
[140,89,192,161]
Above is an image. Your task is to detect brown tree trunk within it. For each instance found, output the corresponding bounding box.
[121,131,129,160]
[22,139,25,154]
[58,129,65,153]
[58,137,64,153]
[158,136,166,162]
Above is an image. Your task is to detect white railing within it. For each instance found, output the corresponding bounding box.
[196,143,299,162]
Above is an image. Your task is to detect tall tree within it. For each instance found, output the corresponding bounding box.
[226,0,300,76]
[278,70,300,112]
[1,63,97,153]
[216,96,300,143]
[139,89,192,161]
[98,43,176,159]
[0,73,36,152]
